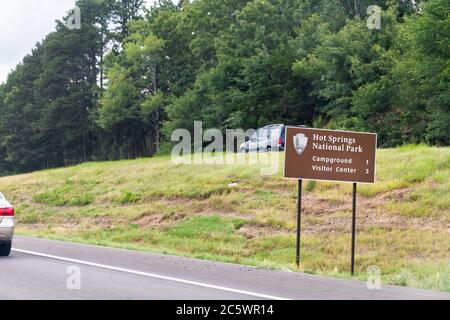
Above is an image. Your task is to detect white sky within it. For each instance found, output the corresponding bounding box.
[0,0,155,84]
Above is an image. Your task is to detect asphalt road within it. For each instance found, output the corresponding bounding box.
[0,236,448,300]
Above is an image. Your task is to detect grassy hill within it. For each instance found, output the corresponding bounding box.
[0,144,448,292]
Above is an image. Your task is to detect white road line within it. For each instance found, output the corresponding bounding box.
[12,248,289,300]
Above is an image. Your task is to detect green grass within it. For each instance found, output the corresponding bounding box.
[0,144,448,292]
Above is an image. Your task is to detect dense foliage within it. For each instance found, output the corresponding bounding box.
[0,0,448,174]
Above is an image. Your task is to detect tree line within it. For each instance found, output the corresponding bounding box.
[0,0,448,175]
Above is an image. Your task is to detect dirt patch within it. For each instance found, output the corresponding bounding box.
[134,214,166,227]
[293,187,446,234]
[83,216,114,228]
[300,208,447,235]
[372,188,414,205]
[143,197,256,220]
[303,196,349,216]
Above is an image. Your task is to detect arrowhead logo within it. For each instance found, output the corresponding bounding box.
[293,133,308,155]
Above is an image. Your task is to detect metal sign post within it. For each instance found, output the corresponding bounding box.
[284,127,377,276]
[296,179,303,267]
[351,183,357,276]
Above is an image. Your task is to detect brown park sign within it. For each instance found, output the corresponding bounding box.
[284,127,377,184]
